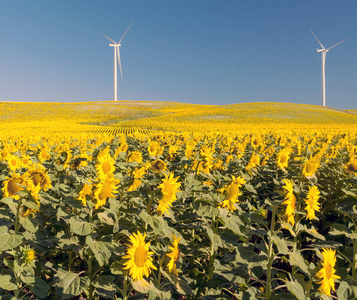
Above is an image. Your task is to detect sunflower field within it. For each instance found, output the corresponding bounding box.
[1,101,357,299]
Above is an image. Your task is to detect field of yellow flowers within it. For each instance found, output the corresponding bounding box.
[1,101,357,299]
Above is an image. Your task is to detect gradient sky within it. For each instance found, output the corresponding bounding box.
[1,1,356,108]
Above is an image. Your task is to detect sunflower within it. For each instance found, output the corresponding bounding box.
[23,247,36,263]
[95,153,116,180]
[167,234,180,276]
[26,164,52,191]
[20,154,33,168]
[276,148,291,170]
[148,141,160,156]
[123,231,157,281]
[6,154,22,171]
[245,152,260,172]
[219,176,246,211]
[78,182,93,206]
[2,173,33,200]
[316,248,340,296]
[0,148,10,161]
[127,167,146,192]
[151,159,166,173]
[302,156,320,178]
[93,176,120,209]
[281,179,296,226]
[127,151,143,164]
[157,173,181,215]
[344,156,357,174]
[38,148,51,163]
[304,186,320,220]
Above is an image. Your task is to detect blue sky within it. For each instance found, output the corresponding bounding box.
[0,1,356,109]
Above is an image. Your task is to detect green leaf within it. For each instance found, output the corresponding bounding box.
[92,275,118,299]
[21,275,50,299]
[98,211,115,226]
[0,274,17,291]
[272,233,288,255]
[289,251,309,276]
[69,217,93,236]
[174,278,193,296]
[110,261,123,275]
[86,236,112,267]
[286,278,305,300]
[0,229,24,251]
[54,269,88,300]
[236,243,268,267]
[19,217,38,233]
[22,198,40,210]
[337,281,355,300]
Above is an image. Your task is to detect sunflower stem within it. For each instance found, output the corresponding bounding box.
[123,273,128,300]
[156,255,165,289]
[88,249,94,300]
[15,198,23,234]
[266,203,278,300]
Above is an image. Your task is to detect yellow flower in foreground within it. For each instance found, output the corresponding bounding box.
[282,179,296,226]
[2,173,33,200]
[95,153,116,180]
[167,234,180,276]
[219,176,246,211]
[93,176,120,209]
[316,248,340,296]
[23,248,36,263]
[304,186,320,220]
[26,164,52,191]
[157,173,181,215]
[123,231,157,281]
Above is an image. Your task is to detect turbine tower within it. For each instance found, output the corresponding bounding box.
[311,30,347,107]
[104,21,134,101]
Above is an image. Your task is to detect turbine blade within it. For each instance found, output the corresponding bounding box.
[327,38,348,51]
[118,21,134,44]
[310,30,325,49]
[103,34,116,44]
[117,46,123,81]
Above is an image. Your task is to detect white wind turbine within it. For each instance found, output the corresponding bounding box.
[311,30,348,107]
[104,21,134,101]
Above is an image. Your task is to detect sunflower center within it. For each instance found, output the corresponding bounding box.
[8,178,24,195]
[280,154,287,164]
[10,159,17,167]
[174,249,180,262]
[348,163,357,172]
[325,263,332,279]
[32,172,44,186]
[227,183,239,200]
[134,244,148,268]
[162,184,174,201]
[98,181,111,200]
[102,161,112,174]
[305,162,314,174]
[153,160,164,171]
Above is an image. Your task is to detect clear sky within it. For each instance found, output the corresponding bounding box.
[0,1,356,108]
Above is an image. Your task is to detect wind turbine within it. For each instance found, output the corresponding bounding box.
[311,30,348,107]
[104,21,134,101]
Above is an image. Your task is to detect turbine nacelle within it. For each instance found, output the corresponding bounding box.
[316,48,327,53]
[109,44,121,47]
